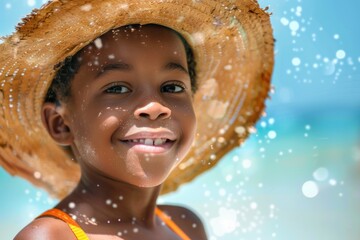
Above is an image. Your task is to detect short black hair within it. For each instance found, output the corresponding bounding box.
[44,24,197,104]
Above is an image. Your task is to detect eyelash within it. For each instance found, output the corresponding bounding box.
[161,81,186,93]
[104,83,131,94]
[103,81,186,94]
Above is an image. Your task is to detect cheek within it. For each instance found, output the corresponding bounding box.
[177,102,197,159]
[70,109,123,161]
[99,115,121,131]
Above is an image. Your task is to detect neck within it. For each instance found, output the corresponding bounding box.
[57,164,162,227]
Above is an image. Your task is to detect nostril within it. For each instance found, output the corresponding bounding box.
[158,112,169,119]
[139,113,150,118]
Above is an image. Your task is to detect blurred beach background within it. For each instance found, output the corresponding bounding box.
[1,0,359,239]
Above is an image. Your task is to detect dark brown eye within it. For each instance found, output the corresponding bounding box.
[105,85,130,94]
[161,83,185,93]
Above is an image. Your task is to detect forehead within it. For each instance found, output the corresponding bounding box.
[80,24,187,61]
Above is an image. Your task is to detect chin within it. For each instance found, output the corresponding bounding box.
[128,170,171,189]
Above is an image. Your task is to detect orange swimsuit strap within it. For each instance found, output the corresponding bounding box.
[155,208,191,240]
[38,208,191,240]
[38,209,89,240]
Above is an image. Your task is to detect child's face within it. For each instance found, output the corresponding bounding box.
[59,25,196,187]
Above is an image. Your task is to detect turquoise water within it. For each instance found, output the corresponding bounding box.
[1,0,360,239]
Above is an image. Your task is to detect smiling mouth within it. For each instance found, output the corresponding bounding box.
[121,138,171,146]
[120,138,175,153]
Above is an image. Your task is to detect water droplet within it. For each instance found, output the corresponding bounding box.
[119,3,129,10]
[267,130,277,139]
[242,159,252,169]
[268,118,275,125]
[191,32,205,45]
[225,175,233,182]
[329,179,337,186]
[27,0,36,7]
[177,16,185,23]
[94,38,103,49]
[292,57,301,66]
[80,3,92,11]
[224,65,232,70]
[33,171,41,179]
[302,181,319,198]
[217,137,225,143]
[133,228,139,233]
[218,188,226,196]
[289,21,300,32]
[69,202,76,209]
[280,17,289,26]
[250,202,257,209]
[336,50,346,59]
[313,167,329,181]
[234,126,246,135]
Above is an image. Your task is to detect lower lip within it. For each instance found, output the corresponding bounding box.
[120,141,175,154]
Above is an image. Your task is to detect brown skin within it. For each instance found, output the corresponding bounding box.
[15,25,207,239]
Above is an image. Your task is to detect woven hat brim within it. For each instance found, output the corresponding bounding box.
[0,0,274,198]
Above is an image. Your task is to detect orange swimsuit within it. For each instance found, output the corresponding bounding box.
[38,208,190,240]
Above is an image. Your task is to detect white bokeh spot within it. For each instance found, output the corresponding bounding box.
[313,167,329,181]
[302,181,319,198]
[210,208,238,237]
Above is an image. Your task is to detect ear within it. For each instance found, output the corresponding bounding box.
[41,102,73,146]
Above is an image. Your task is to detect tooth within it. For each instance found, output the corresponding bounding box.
[144,139,153,145]
[139,139,145,143]
[133,139,138,143]
[154,138,163,146]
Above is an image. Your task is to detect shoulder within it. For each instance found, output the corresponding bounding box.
[158,204,208,240]
[14,217,76,240]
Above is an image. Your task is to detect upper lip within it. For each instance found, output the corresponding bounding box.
[120,129,177,141]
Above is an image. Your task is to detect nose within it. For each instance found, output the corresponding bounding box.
[134,102,171,120]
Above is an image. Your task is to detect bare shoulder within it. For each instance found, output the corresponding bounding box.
[14,217,76,240]
[158,204,208,240]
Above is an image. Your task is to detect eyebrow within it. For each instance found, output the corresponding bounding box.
[97,62,132,77]
[163,62,189,74]
[96,61,188,77]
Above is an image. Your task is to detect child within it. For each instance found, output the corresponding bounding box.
[0,0,274,239]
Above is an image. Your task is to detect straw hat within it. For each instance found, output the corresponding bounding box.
[0,0,273,198]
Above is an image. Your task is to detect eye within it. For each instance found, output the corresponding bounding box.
[104,84,130,94]
[161,82,186,93]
